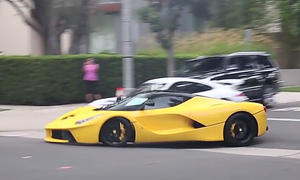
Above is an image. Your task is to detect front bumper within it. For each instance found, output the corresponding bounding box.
[45,129,76,143]
[45,122,101,144]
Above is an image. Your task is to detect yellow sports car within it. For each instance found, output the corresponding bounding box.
[45,92,267,147]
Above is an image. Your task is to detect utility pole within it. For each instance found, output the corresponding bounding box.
[121,0,134,89]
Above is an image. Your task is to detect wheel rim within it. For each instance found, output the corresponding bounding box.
[230,120,249,140]
[263,88,275,106]
[102,121,128,145]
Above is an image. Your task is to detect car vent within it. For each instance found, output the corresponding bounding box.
[192,121,205,128]
[52,130,76,143]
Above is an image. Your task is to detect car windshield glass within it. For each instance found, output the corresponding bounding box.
[135,83,166,93]
[107,94,149,111]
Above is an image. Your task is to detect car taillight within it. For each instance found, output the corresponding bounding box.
[236,93,245,97]
[264,106,267,112]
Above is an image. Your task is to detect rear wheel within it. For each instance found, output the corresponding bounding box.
[262,85,276,108]
[224,113,257,146]
[100,118,134,147]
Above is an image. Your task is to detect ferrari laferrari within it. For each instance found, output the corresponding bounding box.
[45,92,267,147]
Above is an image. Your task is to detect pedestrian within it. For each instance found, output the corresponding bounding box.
[82,57,101,103]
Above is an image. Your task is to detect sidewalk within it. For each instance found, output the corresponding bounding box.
[1,92,300,132]
[0,103,85,131]
[274,92,300,104]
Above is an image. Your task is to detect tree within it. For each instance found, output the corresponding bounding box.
[211,0,268,29]
[69,0,92,54]
[276,0,300,47]
[138,0,185,76]
[188,0,212,31]
[271,0,300,67]
[5,0,92,55]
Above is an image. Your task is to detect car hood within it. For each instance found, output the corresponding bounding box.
[45,106,111,129]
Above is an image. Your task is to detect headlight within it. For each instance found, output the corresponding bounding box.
[75,114,105,125]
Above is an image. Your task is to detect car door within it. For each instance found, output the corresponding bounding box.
[212,56,262,101]
[134,94,194,141]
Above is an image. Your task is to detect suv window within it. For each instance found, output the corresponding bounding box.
[183,57,224,75]
[227,56,258,71]
[256,55,273,68]
[197,57,224,73]
[169,82,212,93]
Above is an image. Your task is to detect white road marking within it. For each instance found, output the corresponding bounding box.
[268,118,300,122]
[0,131,44,139]
[21,156,32,159]
[271,107,300,112]
[190,147,300,159]
[58,166,72,170]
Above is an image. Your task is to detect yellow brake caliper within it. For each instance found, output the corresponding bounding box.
[230,123,236,137]
[119,123,126,141]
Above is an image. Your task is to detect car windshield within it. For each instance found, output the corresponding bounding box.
[135,83,166,93]
[107,93,149,111]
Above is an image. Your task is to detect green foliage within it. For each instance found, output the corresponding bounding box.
[281,86,300,92]
[0,54,188,105]
[277,0,300,47]
[138,42,269,57]
[188,0,211,30]
[138,7,163,32]
[212,0,267,29]
[138,1,184,50]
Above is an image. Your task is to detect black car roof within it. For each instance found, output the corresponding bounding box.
[135,91,196,98]
[186,55,225,62]
[186,52,270,62]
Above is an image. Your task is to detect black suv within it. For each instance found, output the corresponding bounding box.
[177,52,281,106]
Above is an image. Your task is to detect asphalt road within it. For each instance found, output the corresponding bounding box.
[1,102,300,180]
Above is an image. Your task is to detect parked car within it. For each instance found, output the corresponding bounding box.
[45,91,267,147]
[176,52,281,107]
[89,77,248,108]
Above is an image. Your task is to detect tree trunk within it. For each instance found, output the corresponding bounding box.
[44,5,62,55]
[167,44,175,77]
[70,0,91,54]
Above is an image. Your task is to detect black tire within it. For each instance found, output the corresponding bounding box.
[262,85,276,108]
[100,118,134,147]
[224,113,257,146]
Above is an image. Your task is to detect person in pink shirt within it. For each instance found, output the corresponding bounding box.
[83,58,101,102]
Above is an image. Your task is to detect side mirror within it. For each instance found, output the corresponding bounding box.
[144,100,155,107]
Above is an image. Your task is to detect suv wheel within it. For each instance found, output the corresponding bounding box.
[262,85,276,107]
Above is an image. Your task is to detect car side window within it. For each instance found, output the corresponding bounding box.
[197,58,224,73]
[257,55,273,69]
[228,56,258,71]
[183,57,224,75]
[144,95,186,110]
[169,82,191,93]
[169,82,212,93]
[227,57,240,70]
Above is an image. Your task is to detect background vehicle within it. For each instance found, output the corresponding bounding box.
[177,52,281,107]
[46,92,267,147]
[89,77,248,108]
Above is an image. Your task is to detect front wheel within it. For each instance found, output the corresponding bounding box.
[100,118,134,147]
[224,113,257,146]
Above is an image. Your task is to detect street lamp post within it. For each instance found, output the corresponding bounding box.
[121,0,134,89]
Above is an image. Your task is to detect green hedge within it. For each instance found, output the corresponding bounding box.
[0,54,188,105]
